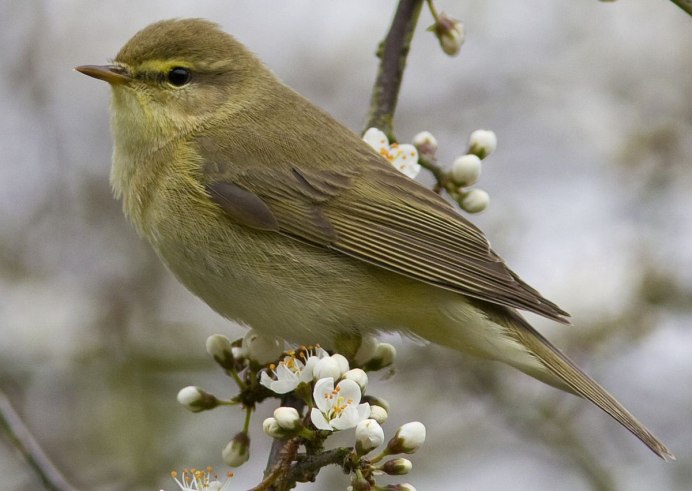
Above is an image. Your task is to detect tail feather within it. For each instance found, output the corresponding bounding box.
[506,311,675,461]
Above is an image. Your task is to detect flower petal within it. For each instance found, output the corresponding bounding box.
[310,407,333,431]
[335,379,362,404]
[313,377,335,413]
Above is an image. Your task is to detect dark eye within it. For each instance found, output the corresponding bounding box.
[167,67,191,86]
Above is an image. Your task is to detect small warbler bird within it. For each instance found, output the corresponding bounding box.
[76,18,673,460]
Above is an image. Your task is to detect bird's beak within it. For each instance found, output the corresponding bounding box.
[75,64,131,85]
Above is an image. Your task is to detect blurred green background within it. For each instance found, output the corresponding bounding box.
[1,1,691,490]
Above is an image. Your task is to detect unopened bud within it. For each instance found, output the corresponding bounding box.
[460,188,490,213]
[355,418,385,455]
[176,386,218,412]
[351,475,372,491]
[262,417,285,439]
[313,355,348,381]
[387,421,426,454]
[364,342,396,371]
[274,406,301,431]
[206,334,235,369]
[353,335,379,366]
[450,154,482,187]
[369,404,388,424]
[432,13,464,56]
[343,368,368,391]
[242,330,283,365]
[382,457,413,475]
[362,395,390,414]
[222,432,250,467]
[382,484,417,491]
[412,131,438,158]
[468,129,497,159]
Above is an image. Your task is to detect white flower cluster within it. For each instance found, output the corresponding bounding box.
[174,331,422,489]
[260,344,380,432]
[363,128,422,179]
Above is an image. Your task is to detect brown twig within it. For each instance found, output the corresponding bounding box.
[0,389,79,491]
[261,394,305,490]
[364,0,425,141]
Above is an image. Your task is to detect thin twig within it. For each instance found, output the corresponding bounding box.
[669,0,692,16]
[364,0,425,140]
[0,389,79,491]
[283,447,352,485]
[262,394,305,490]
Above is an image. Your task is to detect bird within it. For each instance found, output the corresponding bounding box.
[76,18,673,460]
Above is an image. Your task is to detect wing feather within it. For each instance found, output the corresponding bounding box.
[203,154,569,323]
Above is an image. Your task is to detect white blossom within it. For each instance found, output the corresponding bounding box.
[310,377,370,431]
[260,347,328,394]
[363,128,421,179]
[169,468,233,491]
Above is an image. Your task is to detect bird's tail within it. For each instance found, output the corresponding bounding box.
[503,310,675,461]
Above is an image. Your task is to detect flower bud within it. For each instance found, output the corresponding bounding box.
[313,355,345,381]
[450,154,482,187]
[206,334,235,369]
[274,406,301,431]
[468,129,497,159]
[176,386,218,412]
[369,404,388,424]
[242,330,283,365]
[343,368,368,391]
[262,417,285,439]
[412,131,438,158]
[383,484,417,491]
[362,395,390,414]
[382,457,413,476]
[387,422,426,454]
[331,353,350,373]
[351,476,372,491]
[460,188,490,214]
[432,13,464,56]
[364,342,396,371]
[355,418,385,455]
[354,335,379,366]
[222,432,250,467]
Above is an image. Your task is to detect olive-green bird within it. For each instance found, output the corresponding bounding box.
[76,18,673,460]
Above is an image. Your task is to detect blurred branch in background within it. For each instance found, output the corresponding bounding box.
[669,0,692,16]
[0,390,79,491]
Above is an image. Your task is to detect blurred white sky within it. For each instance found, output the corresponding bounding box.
[1,1,691,490]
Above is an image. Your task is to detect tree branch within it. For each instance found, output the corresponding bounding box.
[0,389,79,491]
[670,0,692,17]
[364,0,425,141]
